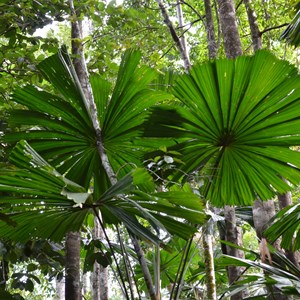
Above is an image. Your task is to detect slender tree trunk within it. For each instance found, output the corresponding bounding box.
[202,219,217,300]
[131,235,157,300]
[82,271,90,297]
[217,2,245,298]
[254,201,290,300]
[68,2,157,298]
[244,0,262,51]
[244,5,292,297]
[92,217,108,300]
[65,232,82,300]
[176,0,188,60]
[68,1,111,298]
[224,206,245,299]
[156,0,191,70]
[204,0,218,59]
[217,0,242,58]
[253,199,281,252]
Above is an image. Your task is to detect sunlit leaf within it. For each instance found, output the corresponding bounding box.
[146,51,300,206]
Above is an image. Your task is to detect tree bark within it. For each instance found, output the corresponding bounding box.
[156,0,191,70]
[253,199,292,300]
[217,0,242,58]
[65,232,82,300]
[68,3,157,298]
[244,0,262,51]
[204,0,218,59]
[92,217,108,300]
[253,199,281,254]
[217,2,245,298]
[176,0,189,62]
[68,0,112,298]
[131,235,157,300]
[203,219,217,300]
[224,206,245,300]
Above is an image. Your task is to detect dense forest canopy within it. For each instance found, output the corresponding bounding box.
[0,1,300,300]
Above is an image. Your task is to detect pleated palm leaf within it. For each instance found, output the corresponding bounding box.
[264,202,300,251]
[4,47,168,191]
[221,249,300,298]
[0,140,203,243]
[147,51,300,206]
[281,3,300,47]
[0,48,204,243]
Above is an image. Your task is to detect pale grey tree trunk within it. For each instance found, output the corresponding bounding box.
[56,277,65,300]
[204,0,218,59]
[244,5,293,298]
[82,272,90,297]
[217,1,245,298]
[131,236,157,300]
[202,218,217,300]
[92,217,108,300]
[244,0,262,50]
[253,199,291,300]
[201,5,218,295]
[68,2,157,297]
[65,232,82,300]
[68,0,111,298]
[253,199,280,251]
[176,0,189,61]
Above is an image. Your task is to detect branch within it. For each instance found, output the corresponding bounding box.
[260,23,289,35]
[180,0,204,20]
[156,0,191,70]
[131,234,157,300]
[236,0,244,11]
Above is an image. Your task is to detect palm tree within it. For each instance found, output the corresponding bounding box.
[145,49,300,298]
[146,50,300,207]
[0,47,205,299]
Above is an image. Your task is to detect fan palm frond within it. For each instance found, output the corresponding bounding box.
[146,51,300,206]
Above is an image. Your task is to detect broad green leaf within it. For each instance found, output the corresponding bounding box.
[147,51,300,206]
[4,47,169,189]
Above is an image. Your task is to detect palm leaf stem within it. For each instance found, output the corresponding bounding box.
[92,207,130,299]
[171,236,194,299]
[154,244,161,299]
[131,234,157,300]
[60,16,117,186]
[116,225,139,300]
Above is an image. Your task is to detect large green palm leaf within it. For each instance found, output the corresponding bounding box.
[147,51,300,206]
[4,47,167,188]
[1,48,205,243]
[0,141,203,243]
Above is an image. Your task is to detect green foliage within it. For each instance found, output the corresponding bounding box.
[0,0,67,97]
[146,50,300,206]
[264,202,300,251]
[135,236,203,294]
[220,248,300,299]
[0,0,300,297]
[281,6,300,47]
[0,48,204,245]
